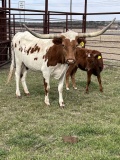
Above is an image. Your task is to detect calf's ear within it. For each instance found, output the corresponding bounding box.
[93,51,102,59]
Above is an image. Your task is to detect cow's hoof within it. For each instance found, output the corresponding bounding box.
[59,102,65,108]
[45,101,50,106]
[73,87,77,90]
[66,87,70,91]
[16,95,21,98]
[85,90,89,94]
[25,93,30,96]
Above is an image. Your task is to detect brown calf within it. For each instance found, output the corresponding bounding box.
[66,47,103,93]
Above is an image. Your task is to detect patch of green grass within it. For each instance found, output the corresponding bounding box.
[0,148,9,159]
[0,64,120,160]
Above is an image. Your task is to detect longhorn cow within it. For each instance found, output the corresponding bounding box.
[7,18,115,107]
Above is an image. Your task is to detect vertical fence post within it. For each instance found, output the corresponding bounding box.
[48,11,50,34]
[82,0,87,48]
[44,0,48,34]
[66,14,68,31]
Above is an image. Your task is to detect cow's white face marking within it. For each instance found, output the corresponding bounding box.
[62,30,78,41]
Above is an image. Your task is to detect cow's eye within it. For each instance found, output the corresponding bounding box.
[62,44,67,49]
[73,45,78,49]
[76,44,79,48]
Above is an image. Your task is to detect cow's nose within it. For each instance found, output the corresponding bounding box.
[66,59,76,64]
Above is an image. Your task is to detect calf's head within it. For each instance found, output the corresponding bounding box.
[85,50,103,74]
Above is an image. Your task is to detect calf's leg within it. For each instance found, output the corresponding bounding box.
[97,74,103,92]
[66,68,71,90]
[66,65,77,90]
[86,71,92,93]
[71,67,78,89]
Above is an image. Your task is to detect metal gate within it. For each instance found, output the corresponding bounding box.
[0,0,10,67]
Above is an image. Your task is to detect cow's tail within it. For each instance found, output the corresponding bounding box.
[6,44,16,84]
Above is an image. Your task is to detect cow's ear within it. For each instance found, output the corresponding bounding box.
[52,37,62,45]
[76,36,86,47]
[52,36,65,45]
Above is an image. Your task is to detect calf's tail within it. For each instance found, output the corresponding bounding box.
[6,45,15,84]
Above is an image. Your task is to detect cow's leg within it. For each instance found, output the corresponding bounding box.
[58,75,66,108]
[86,72,92,93]
[71,67,78,90]
[97,74,103,92]
[21,65,30,96]
[43,77,50,106]
[15,65,22,97]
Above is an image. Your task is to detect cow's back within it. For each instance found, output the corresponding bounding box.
[12,31,53,71]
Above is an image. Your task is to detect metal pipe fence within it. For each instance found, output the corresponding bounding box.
[0,7,120,67]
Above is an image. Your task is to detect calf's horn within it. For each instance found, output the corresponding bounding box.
[23,24,61,39]
[78,18,116,37]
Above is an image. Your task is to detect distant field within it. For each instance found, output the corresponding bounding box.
[0,64,120,160]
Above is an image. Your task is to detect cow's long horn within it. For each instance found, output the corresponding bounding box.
[78,18,116,37]
[23,24,61,39]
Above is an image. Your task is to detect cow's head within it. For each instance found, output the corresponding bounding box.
[54,36,78,64]
[85,50,103,74]
[45,36,79,65]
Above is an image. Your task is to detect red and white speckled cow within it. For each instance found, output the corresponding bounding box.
[7,18,115,107]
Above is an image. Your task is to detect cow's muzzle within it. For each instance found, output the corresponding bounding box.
[66,59,76,64]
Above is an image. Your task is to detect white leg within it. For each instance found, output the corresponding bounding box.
[15,65,21,97]
[21,67,30,95]
[58,75,66,107]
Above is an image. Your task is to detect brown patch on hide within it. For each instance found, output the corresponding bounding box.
[27,47,31,54]
[44,44,65,67]
[27,44,40,54]
[19,47,23,52]
[34,57,38,60]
